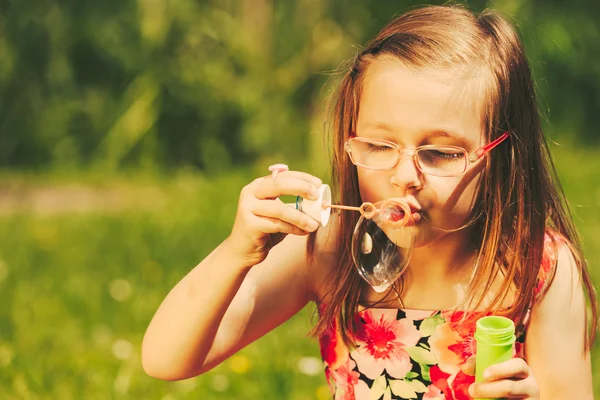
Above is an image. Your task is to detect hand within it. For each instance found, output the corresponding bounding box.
[462,357,539,399]
[227,169,323,266]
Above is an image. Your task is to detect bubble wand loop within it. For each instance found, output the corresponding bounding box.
[326,199,412,229]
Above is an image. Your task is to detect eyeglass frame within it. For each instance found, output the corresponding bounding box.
[344,132,510,177]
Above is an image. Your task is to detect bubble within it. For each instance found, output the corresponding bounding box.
[351,199,414,292]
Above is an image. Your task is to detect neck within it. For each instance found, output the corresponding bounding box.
[406,230,478,283]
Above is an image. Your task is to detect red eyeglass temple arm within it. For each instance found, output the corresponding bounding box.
[472,132,510,160]
[349,131,510,159]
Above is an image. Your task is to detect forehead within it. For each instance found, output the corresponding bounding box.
[357,59,486,145]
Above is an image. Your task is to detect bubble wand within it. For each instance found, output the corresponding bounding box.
[269,164,415,292]
[269,164,412,228]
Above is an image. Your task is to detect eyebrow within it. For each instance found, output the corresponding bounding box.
[360,123,473,148]
[427,129,472,148]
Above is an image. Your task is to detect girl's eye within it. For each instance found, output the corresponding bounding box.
[425,149,464,160]
[366,143,393,152]
[432,150,465,160]
[417,149,466,169]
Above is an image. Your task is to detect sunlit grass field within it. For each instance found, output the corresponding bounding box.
[0,143,598,399]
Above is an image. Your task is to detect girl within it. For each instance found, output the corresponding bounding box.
[142,5,597,399]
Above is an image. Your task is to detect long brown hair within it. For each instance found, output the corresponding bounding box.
[311,4,598,349]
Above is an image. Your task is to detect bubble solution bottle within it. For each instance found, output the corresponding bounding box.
[474,315,516,400]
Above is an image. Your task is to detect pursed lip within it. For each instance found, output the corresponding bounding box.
[405,210,422,226]
[399,200,422,225]
[380,197,423,226]
[395,199,421,214]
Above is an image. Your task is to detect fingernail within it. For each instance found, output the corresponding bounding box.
[307,219,319,231]
[483,369,492,380]
[468,384,475,396]
[309,187,319,199]
[313,178,322,186]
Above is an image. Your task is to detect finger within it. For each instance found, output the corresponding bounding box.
[484,358,531,381]
[460,356,476,376]
[253,199,320,232]
[469,377,537,399]
[257,215,313,236]
[268,170,322,187]
[254,176,322,201]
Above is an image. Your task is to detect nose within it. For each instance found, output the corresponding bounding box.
[390,151,423,191]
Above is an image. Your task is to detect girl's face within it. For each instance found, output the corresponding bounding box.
[355,59,486,248]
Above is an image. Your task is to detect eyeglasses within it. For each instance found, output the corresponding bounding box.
[344,132,510,177]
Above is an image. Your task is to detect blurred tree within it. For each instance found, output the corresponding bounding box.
[0,0,598,172]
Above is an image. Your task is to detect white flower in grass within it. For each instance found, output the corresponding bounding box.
[114,373,130,395]
[92,325,112,345]
[0,343,13,367]
[211,374,230,392]
[229,355,251,373]
[0,258,8,282]
[112,339,132,360]
[297,356,322,376]
[176,378,197,393]
[109,278,132,301]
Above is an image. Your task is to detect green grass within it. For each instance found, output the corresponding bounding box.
[0,143,598,399]
[0,171,327,399]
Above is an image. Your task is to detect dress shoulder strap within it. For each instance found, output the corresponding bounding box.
[517,229,565,338]
[533,229,564,301]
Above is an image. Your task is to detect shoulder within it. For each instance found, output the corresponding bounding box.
[539,233,583,309]
[523,232,592,397]
[528,229,586,338]
[534,230,576,302]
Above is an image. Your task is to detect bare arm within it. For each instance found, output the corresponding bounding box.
[141,170,325,380]
[141,234,315,380]
[525,242,593,399]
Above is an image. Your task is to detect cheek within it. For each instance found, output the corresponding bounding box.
[436,175,481,215]
[357,170,387,202]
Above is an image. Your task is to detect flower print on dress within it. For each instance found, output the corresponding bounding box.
[443,311,481,364]
[428,365,474,400]
[320,316,350,371]
[535,231,561,297]
[328,357,371,400]
[429,320,463,374]
[351,309,421,380]
[403,309,436,322]
[422,383,444,400]
[447,370,475,400]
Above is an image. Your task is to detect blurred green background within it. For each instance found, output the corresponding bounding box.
[0,0,598,398]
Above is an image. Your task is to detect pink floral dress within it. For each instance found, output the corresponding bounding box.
[318,232,561,400]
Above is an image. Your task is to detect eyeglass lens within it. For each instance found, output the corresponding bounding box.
[349,140,467,175]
